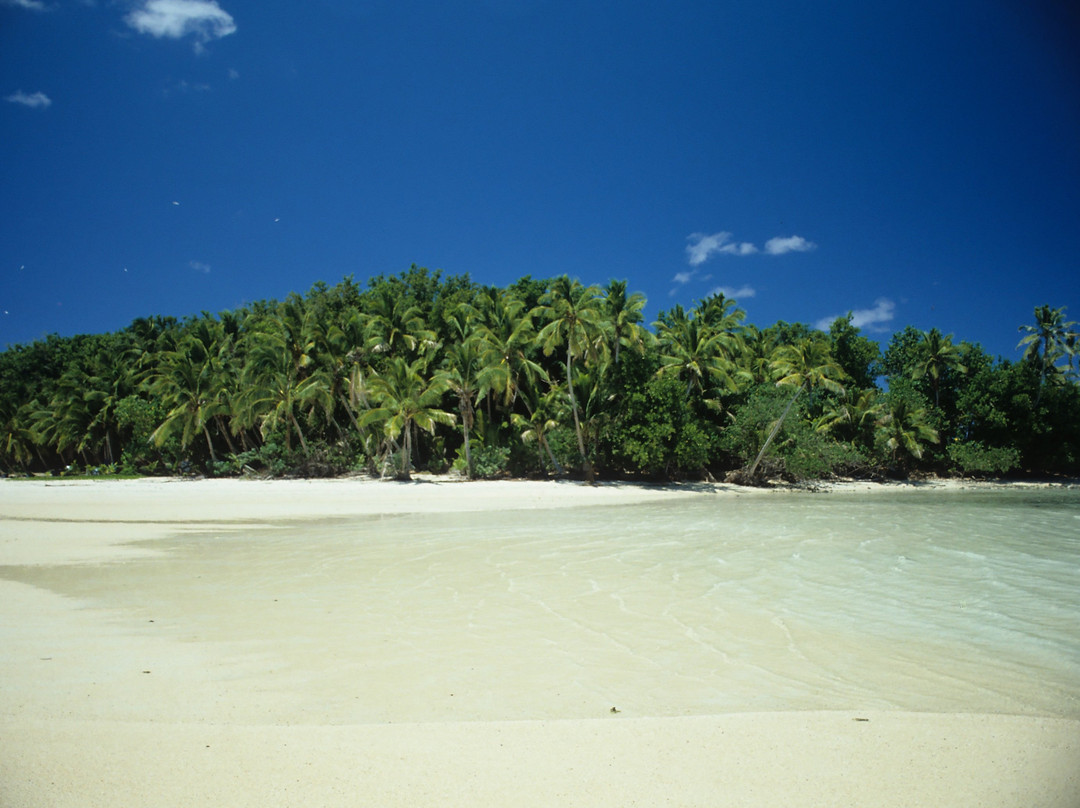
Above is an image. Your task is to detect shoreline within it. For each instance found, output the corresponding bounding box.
[2,476,1078,806]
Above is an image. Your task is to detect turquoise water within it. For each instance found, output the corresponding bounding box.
[5,488,1079,723]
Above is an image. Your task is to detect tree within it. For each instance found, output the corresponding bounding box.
[912,328,966,408]
[747,337,845,479]
[654,301,745,405]
[827,315,881,390]
[876,395,940,468]
[474,288,545,412]
[437,305,484,478]
[535,276,608,478]
[359,357,454,480]
[150,341,229,465]
[1018,305,1078,407]
[602,279,648,365]
[511,382,568,476]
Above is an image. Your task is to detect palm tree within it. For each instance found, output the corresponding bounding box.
[602,279,647,365]
[655,302,746,405]
[239,328,333,454]
[747,337,845,479]
[359,357,454,480]
[814,388,883,450]
[876,397,940,467]
[511,382,568,475]
[436,305,484,478]
[150,344,229,464]
[1018,305,1078,406]
[361,285,438,360]
[473,288,546,412]
[912,328,966,408]
[535,276,608,478]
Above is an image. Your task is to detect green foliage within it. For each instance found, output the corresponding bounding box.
[454,443,510,479]
[947,441,1021,476]
[827,315,881,390]
[721,384,865,481]
[602,373,713,479]
[2,273,1076,484]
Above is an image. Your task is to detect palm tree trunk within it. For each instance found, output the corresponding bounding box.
[401,418,412,480]
[565,348,591,479]
[202,425,218,464]
[289,412,309,454]
[461,401,473,479]
[540,433,564,475]
[215,415,237,455]
[748,385,803,479]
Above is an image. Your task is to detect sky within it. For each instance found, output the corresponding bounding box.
[2,0,1078,362]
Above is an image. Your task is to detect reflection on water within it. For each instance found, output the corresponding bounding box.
[5,488,1079,723]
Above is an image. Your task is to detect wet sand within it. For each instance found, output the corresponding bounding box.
[1,477,1077,807]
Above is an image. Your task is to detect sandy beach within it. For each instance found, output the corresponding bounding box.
[1,477,1077,807]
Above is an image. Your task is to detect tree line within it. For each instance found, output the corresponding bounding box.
[1,267,1077,482]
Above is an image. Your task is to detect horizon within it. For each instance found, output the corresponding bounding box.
[3,0,1078,361]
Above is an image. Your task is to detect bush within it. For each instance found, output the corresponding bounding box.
[453,442,510,479]
[721,385,870,481]
[947,441,1020,476]
[602,374,713,479]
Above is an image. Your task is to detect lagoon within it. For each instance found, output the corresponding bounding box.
[6,486,1078,724]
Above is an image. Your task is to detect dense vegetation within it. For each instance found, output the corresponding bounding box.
[2,267,1078,483]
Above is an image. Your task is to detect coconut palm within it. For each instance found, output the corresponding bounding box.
[876,397,940,466]
[150,344,229,464]
[747,337,845,479]
[1018,305,1078,406]
[359,356,454,480]
[473,288,546,412]
[602,279,648,365]
[238,327,333,455]
[814,388,883,450]
[655,302,746,405]
[361,285,438,360]
[436,306,484,478]
[511,381,568,475]
[911,328,966,408]
[535,276,608,478]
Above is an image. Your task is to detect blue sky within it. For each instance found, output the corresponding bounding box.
[2,0,1078,361]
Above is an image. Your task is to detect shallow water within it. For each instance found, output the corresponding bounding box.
[5,488,1080,723]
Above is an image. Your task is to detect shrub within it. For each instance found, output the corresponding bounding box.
[947,441,1020,476]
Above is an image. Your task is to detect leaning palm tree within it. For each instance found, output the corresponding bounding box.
[535,276,608,478]
[359,356,454,480]
[511,382,568,476]
[747,337,845,479]
[1018,305,1078,407]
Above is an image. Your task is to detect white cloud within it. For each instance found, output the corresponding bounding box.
[673,271,694,285]
[686,232,732,266]
[764,235,816,255]
[126,0,236,46]
[2,0,48,10]
[5,90,51,108]
[189,260,211,274]
[688,230,814,264]
[709,285,756,300]
[815,298,895,332]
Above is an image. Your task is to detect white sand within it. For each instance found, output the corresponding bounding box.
[1,477,1077,807]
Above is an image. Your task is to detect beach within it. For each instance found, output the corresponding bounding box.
[1,477,1077,807]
